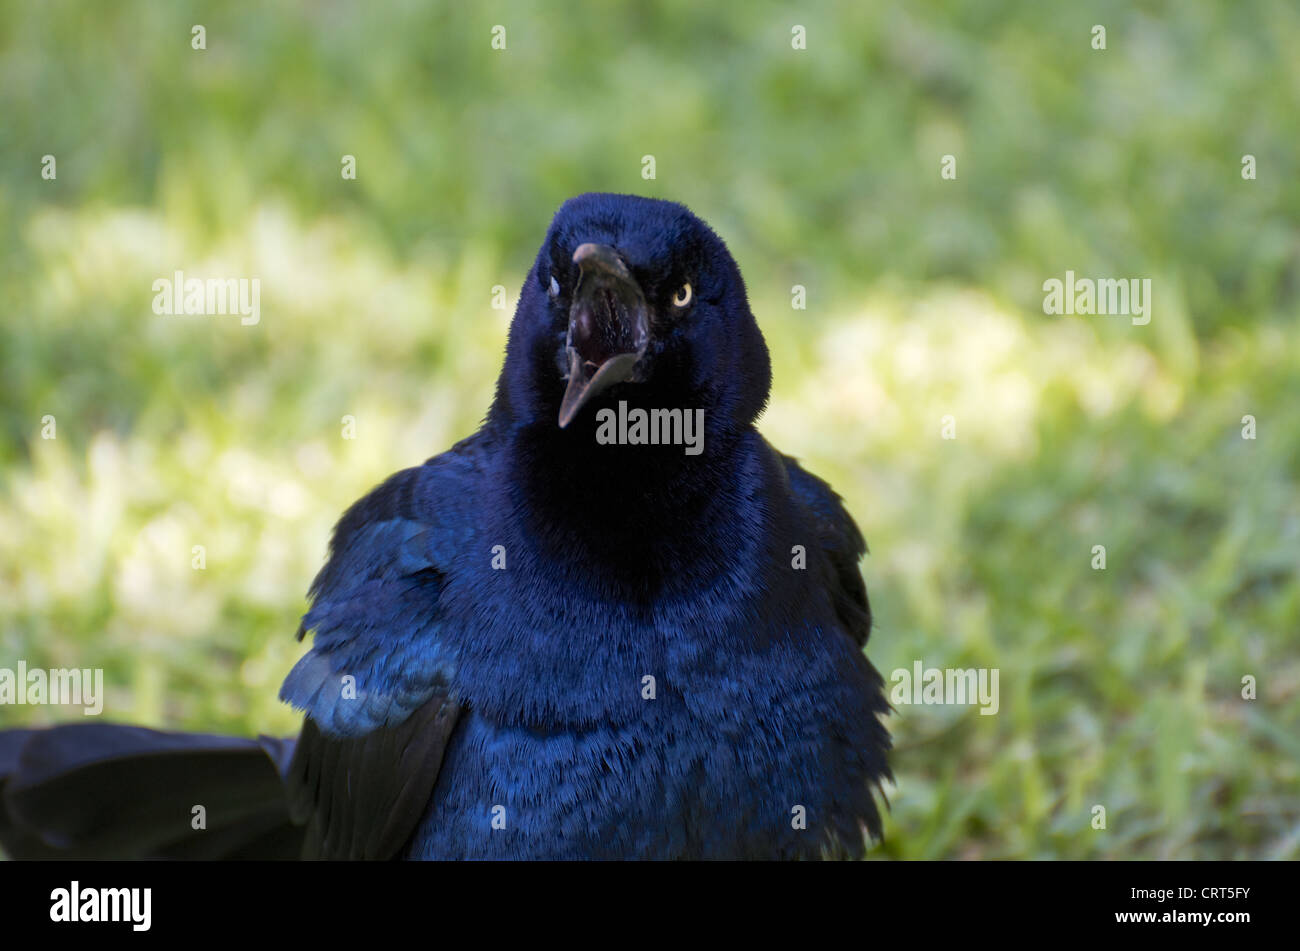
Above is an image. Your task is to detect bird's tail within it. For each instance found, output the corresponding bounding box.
[0,723,304,859]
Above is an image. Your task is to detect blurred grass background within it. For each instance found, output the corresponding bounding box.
[1,0,1297,859]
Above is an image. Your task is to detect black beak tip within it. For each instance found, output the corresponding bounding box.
[558,349,642,429]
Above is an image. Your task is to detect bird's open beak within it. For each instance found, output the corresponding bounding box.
[558,243,650,428]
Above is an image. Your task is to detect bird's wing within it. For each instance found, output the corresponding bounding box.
[778,452,873,646]
[279,439,484,859]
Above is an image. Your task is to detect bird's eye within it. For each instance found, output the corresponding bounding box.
[548,275,560,298]
[672,283,692,308]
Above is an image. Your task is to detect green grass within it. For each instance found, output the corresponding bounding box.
[1,0,1296,859]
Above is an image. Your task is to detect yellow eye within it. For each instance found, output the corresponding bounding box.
[672,283,692,307]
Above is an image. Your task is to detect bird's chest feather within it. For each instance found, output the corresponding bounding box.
[413,570,880,859]
[406,435,885,858]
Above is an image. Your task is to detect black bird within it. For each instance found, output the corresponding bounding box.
[0,193,891,859]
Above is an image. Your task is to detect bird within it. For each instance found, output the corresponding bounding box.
[0,193,891,860]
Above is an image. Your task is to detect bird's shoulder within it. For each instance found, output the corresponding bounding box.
[280,431,491,735]
[277,432,495,859]
[767,443,873,647]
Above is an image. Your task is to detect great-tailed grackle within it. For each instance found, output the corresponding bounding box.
[0,194,891,859]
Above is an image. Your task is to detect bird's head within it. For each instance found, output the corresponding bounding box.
[494,193,772,437]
